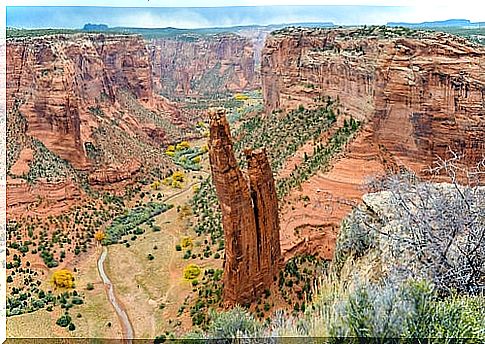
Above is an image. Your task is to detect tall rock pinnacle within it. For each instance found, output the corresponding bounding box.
[208,108,282,306]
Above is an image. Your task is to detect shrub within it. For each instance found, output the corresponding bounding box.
[205,306,263,339]
[176,141,190,151]
[52,270,75,289]
[86,283,94,291]
[183,264,201,280]
[151,180,161,190]
[333,214,377,275]
[234,93,249,101]
[360,161,485,295]
[175,244,182,251]
[154,334,167,343]
[181,237,192,248]
[172,171,185,182]
[71,297,83,305]
[56,314,71,327]
[94,230,105,242]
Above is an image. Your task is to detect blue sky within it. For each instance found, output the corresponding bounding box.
[6,1,485,29]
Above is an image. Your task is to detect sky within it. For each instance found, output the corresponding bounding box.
[5,1,485,29]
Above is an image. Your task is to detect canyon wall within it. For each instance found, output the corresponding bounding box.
[6,33,183,174]
[262,27,485,260]
[149,34,259,97]
[262,27,485,169]
[208,108,281,305]
[6,33,184,216]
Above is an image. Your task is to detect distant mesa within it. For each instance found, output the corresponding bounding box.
[387,19,480,28]
[83,23,109,31]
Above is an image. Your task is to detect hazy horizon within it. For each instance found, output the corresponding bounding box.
[7,5,484,30]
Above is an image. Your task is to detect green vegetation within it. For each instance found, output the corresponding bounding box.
[277,117,360,198]
[165,141,206,171]
[233,100,337,171]
[7,28,83,38]
[187,277,484,340]
[183,268,224,327]
[6,191,126,317]
[7,286,85,319]
[103,202,173,244]
[277,255,328,316]
[184,174,485,340]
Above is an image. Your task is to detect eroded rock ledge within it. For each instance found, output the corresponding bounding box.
[208,108,282,305]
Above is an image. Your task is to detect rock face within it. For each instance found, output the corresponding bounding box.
[87,159,142,185]
[6,33,187,217]
[262,27,485,168]
[149,34,259,97]
[7,176,82,216]
[208,108,281,305]
[262,27,485,260]
[7,33,179,172]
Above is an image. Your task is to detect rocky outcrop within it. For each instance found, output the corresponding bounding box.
[208,108,281,305]
[262,27,485,168]
[7,176,82,216]
[7,33,177,173]
[6,33,187,216]
[149,34,259,97]
[262,27,485,260]
[87,159,141,185]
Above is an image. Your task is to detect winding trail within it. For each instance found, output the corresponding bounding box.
[96,172,209,341]
[97,246,134,342]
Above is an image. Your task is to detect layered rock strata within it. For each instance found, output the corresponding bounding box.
[262,27,485,259]
[262,27,485,168]
[7,33,183,171]
[208,108,281,305]
[149,34,259,97]
[6,33,186,217]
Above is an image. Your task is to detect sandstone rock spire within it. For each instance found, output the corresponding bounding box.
[208,108,282,306]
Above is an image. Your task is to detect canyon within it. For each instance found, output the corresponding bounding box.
[7,27,484,265]
[6,33,185,216]
[208,108,282,305]
[5,23,485,339]
[262,27,485,168]
[6,31,264,217]
[261,27,485,256]
[149,33,260,97]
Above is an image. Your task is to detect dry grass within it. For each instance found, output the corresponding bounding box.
[7,247,121,339]
[7,309,58,338]
[105,169,208,338]
[68,246,123,338]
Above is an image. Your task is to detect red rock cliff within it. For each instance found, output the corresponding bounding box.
[7,33,178,172]
[149,34,259,97]
[262,27,485,168]
[208,108,281,305]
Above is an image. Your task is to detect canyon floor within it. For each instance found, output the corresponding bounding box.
[7,139,214,338]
